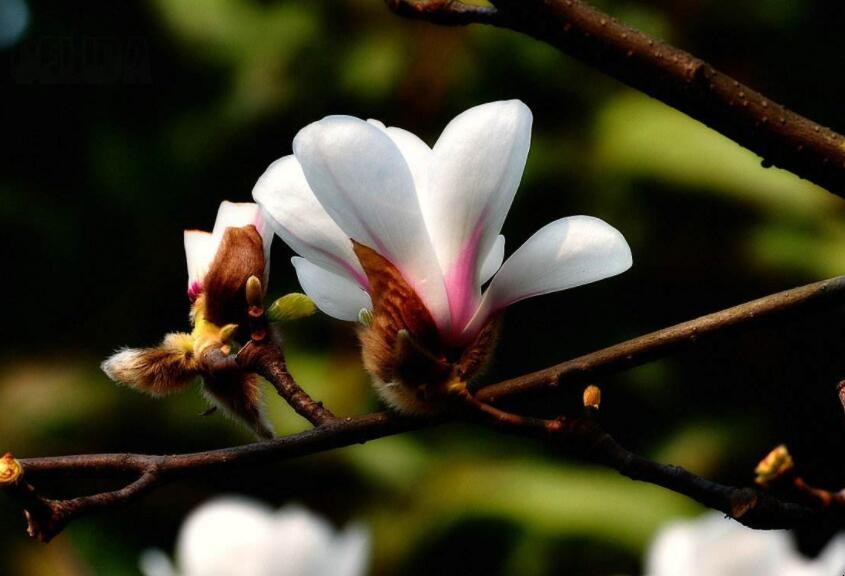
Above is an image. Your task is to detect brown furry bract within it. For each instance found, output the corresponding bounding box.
[353,242,499,412]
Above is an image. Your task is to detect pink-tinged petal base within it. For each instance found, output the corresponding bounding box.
[187,281,203,301]
[442,222,484,342]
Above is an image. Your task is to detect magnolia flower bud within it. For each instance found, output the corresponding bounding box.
[202,226,266,337]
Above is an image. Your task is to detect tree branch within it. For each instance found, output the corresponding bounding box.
[477,275,845,402]
[388,0,845,198]
[5,275,845,540]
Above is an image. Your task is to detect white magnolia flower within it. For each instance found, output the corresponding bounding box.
[184,201,273,301]
[645,512,845,576]
[140,498,369,576]
[254,100,631,410]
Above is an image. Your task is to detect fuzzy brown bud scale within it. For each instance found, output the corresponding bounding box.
[353,242,499,413]
[202,225,266,339]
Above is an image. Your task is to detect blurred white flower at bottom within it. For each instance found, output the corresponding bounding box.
[645,512,845,576]
[140,497,369,576]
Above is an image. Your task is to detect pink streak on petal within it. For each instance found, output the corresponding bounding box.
[443,222,484,341]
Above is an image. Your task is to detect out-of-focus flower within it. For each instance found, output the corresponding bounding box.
[102,202,274,438]
[139,497,369,576]
[645,512,845,576]
[255,100,631,411]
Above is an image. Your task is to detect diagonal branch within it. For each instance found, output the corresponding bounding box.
[5,275,845,540]
[477,275,845,401]
[388,0,845,198]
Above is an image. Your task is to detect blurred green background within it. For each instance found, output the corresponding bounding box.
[3,0,845,574]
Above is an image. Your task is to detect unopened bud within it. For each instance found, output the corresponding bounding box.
[755,444,794,486]
[583,385,602,410]
[266,293,316,323]
[245,275,263,308]
[0,453,23,486]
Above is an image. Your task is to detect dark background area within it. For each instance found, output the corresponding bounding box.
[2,0,845,574]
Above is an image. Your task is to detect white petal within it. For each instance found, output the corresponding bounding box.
[253,155,367,287]
[214,201,272,261]
[138,549,176,576]
[293,115,449,328]
[368,121,432,200]
[466,216,631,335]
[184,230,215,295]
[425,100,531,306]
[292,257,372,322]
[212,201,265,239]
[645,513,791,576]
[478,235,505,286]
[328,524,370,576]
[817,534,845,574]
[177,497,275,576]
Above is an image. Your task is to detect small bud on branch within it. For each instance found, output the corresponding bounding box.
[755,445,795,487]
[0,453,23,486]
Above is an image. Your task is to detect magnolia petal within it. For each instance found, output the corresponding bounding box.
[467,216,631,335]
[478,235,505,286]
[326,524,370,576]
[253,156,367,287]
[184,230,215,294]
[261,506,369,576]
[645,513,791,576]
[212,201,266,242]
[177,498,275,576]
[427,99,531,286]
[368,120,432,199]
[292,257,373,322]
[293,115,449,328]
[138,549,176,576]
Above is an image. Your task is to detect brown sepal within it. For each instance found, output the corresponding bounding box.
[203,225,265,336]
[456,316,500,384]
[353,241,500,411]
[354,241,442,383]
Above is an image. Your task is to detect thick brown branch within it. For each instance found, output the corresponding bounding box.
[389,0,845,197]
[477,275,845,402]
[7,275,845,538]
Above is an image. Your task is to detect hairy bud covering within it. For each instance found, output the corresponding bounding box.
[354,242,498,412]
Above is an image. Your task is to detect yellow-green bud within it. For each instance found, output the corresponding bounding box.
[266,293,316,323]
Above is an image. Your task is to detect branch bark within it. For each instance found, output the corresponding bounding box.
[5,275,845,540]
[388,0,845,198]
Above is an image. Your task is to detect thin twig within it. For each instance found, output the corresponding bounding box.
[388,0,845,197]
[450,387,834,529]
